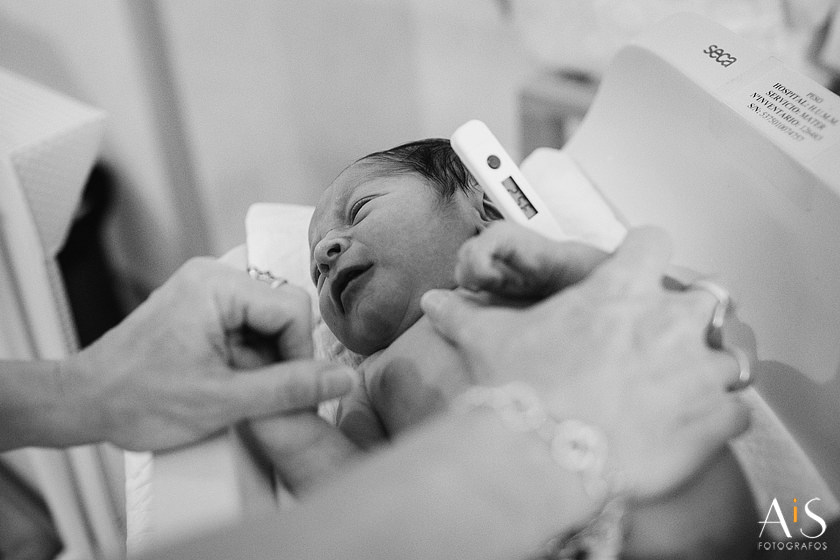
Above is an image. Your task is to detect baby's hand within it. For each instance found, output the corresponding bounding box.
[456,221,608,300]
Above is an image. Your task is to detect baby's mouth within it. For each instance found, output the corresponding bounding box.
[331,264,372,314]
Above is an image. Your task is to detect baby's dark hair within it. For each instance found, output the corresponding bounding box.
[353,138,477,202]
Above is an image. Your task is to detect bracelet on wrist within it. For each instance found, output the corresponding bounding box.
[453,382,626,559]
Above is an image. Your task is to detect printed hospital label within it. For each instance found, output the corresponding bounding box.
[722,65,840,160]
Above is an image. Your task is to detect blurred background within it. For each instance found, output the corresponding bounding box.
[1,0,838,339]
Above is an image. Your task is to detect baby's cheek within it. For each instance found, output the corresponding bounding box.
[350,299,407,349]
[319,307,344,343]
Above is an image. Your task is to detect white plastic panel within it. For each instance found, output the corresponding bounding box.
[566,13,840,495]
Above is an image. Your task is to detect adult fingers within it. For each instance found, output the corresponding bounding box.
[585,227,673,296]
[217,245,248,270]
[674,395,751,478]
[264,284,314,360]
[208,263,315,360]
[668,285,753,392]
[689,348,745,393]
[224,360,356,420]
[420,289,488,347]
[703,396,751,443]
[624,393,749,501]
[245,412,359,495]
[674,376,751,446]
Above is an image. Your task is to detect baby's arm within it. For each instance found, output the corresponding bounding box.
[361,315,473,437]
[336,367,388,450]
[335,315,470,453]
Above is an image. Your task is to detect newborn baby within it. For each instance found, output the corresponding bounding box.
[308,138,499,442]
[306,137,755,559]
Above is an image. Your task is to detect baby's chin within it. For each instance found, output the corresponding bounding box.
[336,326,401,357]
[329,310,421,357]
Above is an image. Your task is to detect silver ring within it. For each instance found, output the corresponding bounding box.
[248,266,288,288]
[690,279,733,349]
[724,344,753,391]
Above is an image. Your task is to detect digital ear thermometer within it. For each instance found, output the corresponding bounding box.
[451,119,567,241]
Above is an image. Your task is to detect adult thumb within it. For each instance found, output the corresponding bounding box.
[225,360,356,421]
[420,289,482,345]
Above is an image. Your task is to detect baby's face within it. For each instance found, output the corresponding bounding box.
[309,164,484,355]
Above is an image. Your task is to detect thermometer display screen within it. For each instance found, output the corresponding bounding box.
[502,176,537,218]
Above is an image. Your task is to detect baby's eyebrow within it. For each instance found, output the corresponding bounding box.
[334,185,353,212]
[335,173,380,218]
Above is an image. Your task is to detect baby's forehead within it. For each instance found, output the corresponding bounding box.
[320,167,367,210]
[309,165,379,240]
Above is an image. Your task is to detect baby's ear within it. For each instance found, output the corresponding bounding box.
[479,193,503,222]
[465,174,501,224]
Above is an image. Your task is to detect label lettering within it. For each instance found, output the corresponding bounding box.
[703,44,737,67]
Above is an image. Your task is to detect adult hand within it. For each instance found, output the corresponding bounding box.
[455,221,610,300]
[350,224,609,439]
[60,257,354,452]
[421,227,750,501]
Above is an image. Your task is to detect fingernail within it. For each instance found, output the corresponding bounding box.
[420,289,449,314]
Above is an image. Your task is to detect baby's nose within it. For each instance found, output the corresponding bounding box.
[313,235,350,274]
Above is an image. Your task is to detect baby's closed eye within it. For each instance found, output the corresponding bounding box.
[350,196,375,224]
